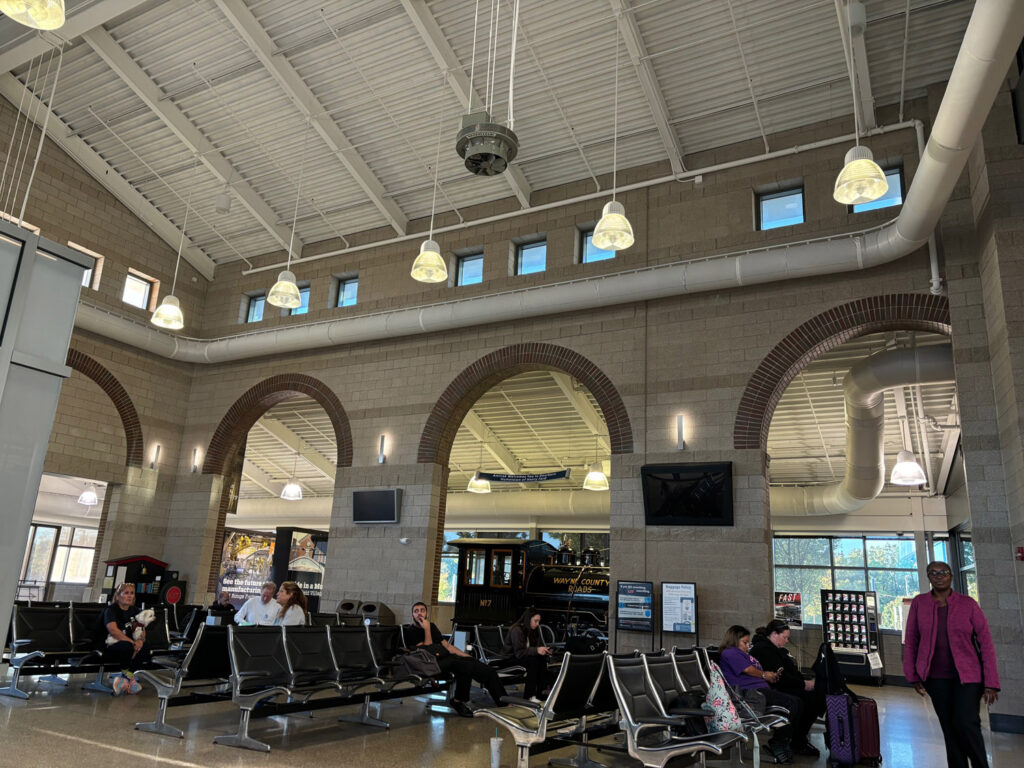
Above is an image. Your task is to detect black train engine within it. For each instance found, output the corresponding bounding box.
[450,538,609,646]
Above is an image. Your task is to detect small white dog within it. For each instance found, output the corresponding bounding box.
[105,608,156,646]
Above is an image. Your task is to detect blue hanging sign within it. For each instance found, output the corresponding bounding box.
[476,469,572,483]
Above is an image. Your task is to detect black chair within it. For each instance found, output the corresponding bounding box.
[68,603,112,693]
[1,605,75,697]
[366,624,423,691]
[309,612,339,627]
[281,626,342,696]
[214,626,293,752]
[135,624,232,738]
[605,654,745,768]
[473,625,526,681]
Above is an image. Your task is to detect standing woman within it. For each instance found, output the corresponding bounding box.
[506,608,554,702]
[904,561,999,768]
[273,581,308,626]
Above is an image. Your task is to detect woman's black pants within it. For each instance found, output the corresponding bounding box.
[521,654,553,698]
[924,677,988,768]
[103,641,151,673]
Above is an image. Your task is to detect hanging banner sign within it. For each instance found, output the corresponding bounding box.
[476,469,571,483]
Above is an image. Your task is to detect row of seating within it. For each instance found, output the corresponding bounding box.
[134,622,453,752]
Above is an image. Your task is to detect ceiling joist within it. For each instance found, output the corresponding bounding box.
[255,417,336,481]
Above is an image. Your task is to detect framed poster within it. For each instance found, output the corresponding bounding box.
[774,591,803,628]
[616,580,654,633]
[662,582,697,634]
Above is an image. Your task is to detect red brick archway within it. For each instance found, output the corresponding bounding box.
[202,374,352,592]
[417,343,633,465]
[733,294,951,451]
[66,348,144,468]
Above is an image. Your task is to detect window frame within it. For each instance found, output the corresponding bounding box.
[850,167,904,214]
[288,283,311,316]
[245,293,266,323]
[335,276,358,308]
[122,269,159,311]
[68,241,104,290]
[580,229,615,264]
[49,526,97,584]
[515,240,547,275]
[456,253,484,287]
[756,186,805,231]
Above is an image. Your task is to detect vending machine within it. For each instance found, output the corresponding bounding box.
[820,588,885,684]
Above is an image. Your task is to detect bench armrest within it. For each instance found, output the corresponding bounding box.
[498,695,541,709]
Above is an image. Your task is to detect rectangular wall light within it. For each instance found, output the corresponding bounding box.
[676,414,686,450]
[378,434,387,464]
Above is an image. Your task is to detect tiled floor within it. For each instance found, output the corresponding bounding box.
[0,676,1020,767]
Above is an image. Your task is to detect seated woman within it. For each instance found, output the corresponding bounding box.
[273,581,308,626]
[505,608,554,702]
[102,582,151,696]
[749,620,824,757]
[719,624,802,765]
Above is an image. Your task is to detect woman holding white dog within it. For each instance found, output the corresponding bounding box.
[102,582,152,695]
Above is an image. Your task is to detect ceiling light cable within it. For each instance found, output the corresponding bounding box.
[469,0,482,109]
[18,44,63,226]
[507,0,520,129]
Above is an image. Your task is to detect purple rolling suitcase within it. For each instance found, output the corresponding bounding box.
[826,692,859,766]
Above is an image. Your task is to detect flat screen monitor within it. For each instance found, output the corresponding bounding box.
[640,463,733,526]
[352,489,402,524]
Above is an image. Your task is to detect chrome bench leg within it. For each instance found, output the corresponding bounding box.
[213,709,271,752]
[337,696,389,729]
[83,668,112,694]
[136,696,184,738]
[549,743,610,768]
[0,666,29,699]
[38,674,69,686]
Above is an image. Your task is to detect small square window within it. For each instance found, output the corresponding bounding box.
[247,294,266,323]
[757,187,804,230]
[122,272,155,309]
[516,241,546,275]
[68,242,103,290]
[852,168,903,213]
[290,285,311,316]
[337,277,358,307]
[81,268,93,288]
[457,254,483,286]
[581,230,615,263]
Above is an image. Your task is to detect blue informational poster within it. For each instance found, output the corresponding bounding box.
[616,580,654,632]
[662,582,697,634]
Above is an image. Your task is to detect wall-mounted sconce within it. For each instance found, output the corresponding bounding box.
[191,447,200,473]
[151,443,161,469]
[378,435,387,465]
[676,414,686,450]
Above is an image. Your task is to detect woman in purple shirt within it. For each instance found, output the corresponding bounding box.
[719,625,801,764]
[904,561,1000,768]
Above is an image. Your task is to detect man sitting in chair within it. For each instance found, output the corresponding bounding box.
[405,601,507,717]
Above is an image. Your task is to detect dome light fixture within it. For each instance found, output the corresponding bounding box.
[592,19,633,252]
[466,439,490,493]
[268,123,309,307]
[281,452,303,501]
[412,76,449,284]
[582,462,609,492]
[151,160,198,331]
[890,450,927,486]
[77,483,98,507]
[0,0,65,30]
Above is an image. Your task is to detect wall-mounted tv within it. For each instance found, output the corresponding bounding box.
[353,489,402,524]
[640,463,733,526]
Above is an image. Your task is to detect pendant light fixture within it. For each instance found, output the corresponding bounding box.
[151,161,198,330]
[281,451,303,501]
[411,77,449,283]
[0,0,65,30]
[592,18,634,252]
[890,449,927,486]
[268,123,310,308]
[466,440,491,493]
[833,2,887,205]
[77,482,98,507]
[582,436,609,491]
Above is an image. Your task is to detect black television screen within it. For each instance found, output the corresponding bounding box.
[353,489,402,524]
[640,463,733,526]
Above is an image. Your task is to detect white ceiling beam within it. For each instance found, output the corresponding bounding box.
[835,0,876,130]
[255,418,336,481]
[242,458,284,497]
[81,26,297,253]
[0,0,151,73]
[214,0,408,235]
[398,0,532,208]
[0,76,216,280]
[609,0,685,175]
[550,372,610,455]
[461,410,522,474]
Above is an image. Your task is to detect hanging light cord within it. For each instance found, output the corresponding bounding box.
[847,2,861,146]
[170,160,199,296]
[428,74,446,239]
[286,122,311,271]
[507,0,521,129]
[612,18,620,200]
[469,0,481,110]
[19,44,63,225]
[488,0,501,115]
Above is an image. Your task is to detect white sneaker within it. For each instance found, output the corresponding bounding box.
[528,696,542,704]
[111,674,130,696]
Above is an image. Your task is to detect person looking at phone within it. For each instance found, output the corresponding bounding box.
[404,602,507,717]
[506,608,554,702]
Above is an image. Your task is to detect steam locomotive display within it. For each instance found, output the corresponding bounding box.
[450,538,610,640]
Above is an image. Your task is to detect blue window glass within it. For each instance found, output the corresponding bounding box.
[290,285,310,316]
[516,241,546,274]
[246,295,265,322]
[337,278,358,307]
[457,254,483,286]
[758,188,804,230]
[582,231,614,263]
[852,168,903,213]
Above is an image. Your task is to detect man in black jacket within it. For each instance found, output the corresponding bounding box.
[750,620,825,757]
[404,602,507,717]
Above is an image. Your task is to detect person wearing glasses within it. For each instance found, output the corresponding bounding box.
[904,561,1000,768]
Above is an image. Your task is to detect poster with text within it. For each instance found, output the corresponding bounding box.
[217,529,275,607]
[616,580,654,633]
[662,582,697,634]
[774,591,803,628]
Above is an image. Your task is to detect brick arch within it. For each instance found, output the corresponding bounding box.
[202,374,353,476]
[417,343,633,465]
[733,294,951,451]
[66,348,144,468]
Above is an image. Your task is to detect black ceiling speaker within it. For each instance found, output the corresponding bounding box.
[455,111,519,177]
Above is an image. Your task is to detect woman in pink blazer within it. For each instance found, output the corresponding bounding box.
[904,561,999,768]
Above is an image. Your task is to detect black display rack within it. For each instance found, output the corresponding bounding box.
[820,588,885,685]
